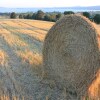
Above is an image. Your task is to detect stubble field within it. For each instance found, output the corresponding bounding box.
[0,19,56,99]
[0,19,100,99]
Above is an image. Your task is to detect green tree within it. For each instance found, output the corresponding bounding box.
[50,14,56,22]
[44,15,51,21]
[93,14,100,24]
[64,11,74,15]
[35,10,45,20]
[56,13,62,20]
[19,14,23,19]
[82,12,90,19]
[10,12,16,19]
[32,13,36,19]
[25,14,32,19]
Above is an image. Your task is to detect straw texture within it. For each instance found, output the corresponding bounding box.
[43,15,100,99]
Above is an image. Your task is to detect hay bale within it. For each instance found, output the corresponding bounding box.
[43,15,100,99]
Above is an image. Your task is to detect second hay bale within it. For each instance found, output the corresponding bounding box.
[43,15,100,98]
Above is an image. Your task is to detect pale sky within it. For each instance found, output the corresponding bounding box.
[0,0,100,8]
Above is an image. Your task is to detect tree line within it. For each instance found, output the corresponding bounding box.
[10,10,100,24]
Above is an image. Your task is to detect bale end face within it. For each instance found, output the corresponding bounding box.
[43,15,100,99]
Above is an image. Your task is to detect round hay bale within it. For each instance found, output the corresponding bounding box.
[43,15,100,99]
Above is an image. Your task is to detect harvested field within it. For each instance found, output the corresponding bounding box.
[0,19,56,99]
[0,18,100,100]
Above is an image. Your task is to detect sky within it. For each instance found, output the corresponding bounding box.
[0,0,100,8]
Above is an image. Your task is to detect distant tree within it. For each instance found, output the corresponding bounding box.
[44,15,51,21]
[64,11,74,15]
[19,14,23,19]
[56,13,62,20]
[25,14,32,19]
[35,10,45,20]
[50,14,56,22]
[23,15,26,19]
[10,12,16,19]
[93,14,100,24]
[32,13,36,19]
[82,12,90,19]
